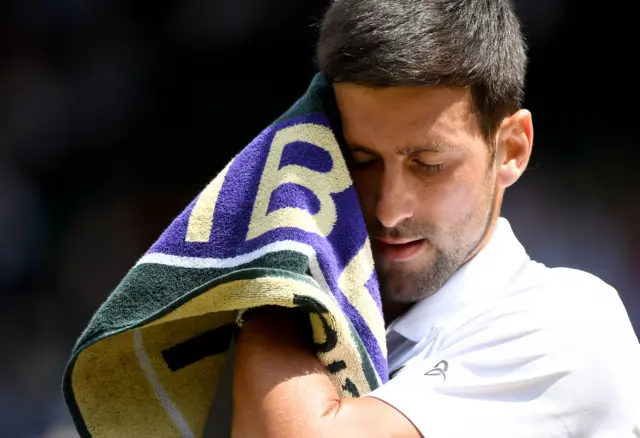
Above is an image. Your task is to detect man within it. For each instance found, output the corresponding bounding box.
[230,0,640,436]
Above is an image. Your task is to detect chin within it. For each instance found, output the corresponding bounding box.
[383,288,426,305]
[379,272,426,304]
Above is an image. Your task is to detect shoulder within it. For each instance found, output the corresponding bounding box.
[515,260,615,294]
[443,262,629,337]
[477,261,639,355]
[451,262,640,433]
[435,261,637,352]
[509,262,633,329]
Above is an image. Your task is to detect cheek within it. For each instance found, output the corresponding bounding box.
[422,155,493,222]
[415,177,478,226]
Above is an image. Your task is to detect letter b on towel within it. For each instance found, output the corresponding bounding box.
[247,123,351,239]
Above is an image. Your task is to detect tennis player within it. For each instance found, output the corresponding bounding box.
[231,1,640,436]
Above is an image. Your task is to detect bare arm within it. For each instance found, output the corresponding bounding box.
[231,307,421,438]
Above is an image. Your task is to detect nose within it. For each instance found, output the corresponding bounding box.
[376,167,416,228]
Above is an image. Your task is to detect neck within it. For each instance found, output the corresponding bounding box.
[462,186,503,265]
[382,300,413,327]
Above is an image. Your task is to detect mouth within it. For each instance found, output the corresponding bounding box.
[373,238,426,262]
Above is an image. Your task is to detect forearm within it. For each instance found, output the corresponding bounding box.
[231,308,340,438]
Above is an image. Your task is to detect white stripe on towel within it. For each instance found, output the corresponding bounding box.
[133,329,195,438]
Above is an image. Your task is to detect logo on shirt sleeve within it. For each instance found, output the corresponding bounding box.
[424,360,448,382]
[389,359,449,382]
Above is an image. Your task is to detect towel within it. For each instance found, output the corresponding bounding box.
[62,73,389,437]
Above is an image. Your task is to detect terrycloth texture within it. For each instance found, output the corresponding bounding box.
[62,73,389,437]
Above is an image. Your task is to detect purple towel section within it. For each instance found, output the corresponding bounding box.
[146,113,387,381]
[279,141,333,173]
[267,183,321,215]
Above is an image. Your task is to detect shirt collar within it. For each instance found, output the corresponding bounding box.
[388,217,530,342]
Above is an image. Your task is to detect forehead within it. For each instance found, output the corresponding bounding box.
[333,83,481,148]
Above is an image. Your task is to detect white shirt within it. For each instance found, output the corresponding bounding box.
[366,218,640,437]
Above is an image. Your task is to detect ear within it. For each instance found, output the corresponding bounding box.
[495,109,534,188]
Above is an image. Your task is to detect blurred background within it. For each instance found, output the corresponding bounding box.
[0,0,637,436]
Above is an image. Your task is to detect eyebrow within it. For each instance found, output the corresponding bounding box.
[349,139,462,156]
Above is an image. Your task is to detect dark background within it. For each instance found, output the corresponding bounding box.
[0,1,637,436]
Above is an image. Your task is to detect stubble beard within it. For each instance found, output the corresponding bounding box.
[376,239,468,305]
[376,186,496,306]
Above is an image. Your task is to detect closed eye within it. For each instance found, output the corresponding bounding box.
[413,160,444,172]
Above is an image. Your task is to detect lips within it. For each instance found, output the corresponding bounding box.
[373,238,426,261]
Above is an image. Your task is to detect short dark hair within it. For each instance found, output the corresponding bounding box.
[316,0,528,143]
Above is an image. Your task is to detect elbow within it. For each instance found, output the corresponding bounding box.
[321,396,342,421]
[231,399,343,438]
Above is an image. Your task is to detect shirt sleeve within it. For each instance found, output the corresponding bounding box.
[365,287,640,438]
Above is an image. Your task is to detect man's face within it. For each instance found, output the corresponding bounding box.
[334,84,499,305]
